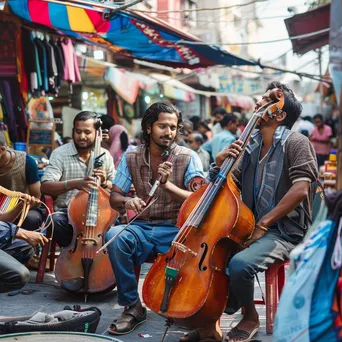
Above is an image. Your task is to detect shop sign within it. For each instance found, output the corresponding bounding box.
[218,76,262,95]
[176,95,201,119]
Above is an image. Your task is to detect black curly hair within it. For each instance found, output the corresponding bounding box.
[140,102,183,146]
[266,82,302,129]
[73,111,101,130]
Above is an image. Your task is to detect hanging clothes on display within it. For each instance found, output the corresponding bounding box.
[0,95,13,147]
[21,29,80,96]
[0,20,17,77]
[60,37,81,93]
[34,36,49,94]
[0,79,27,143]
[49,38,64,89]
[21,29,40,94]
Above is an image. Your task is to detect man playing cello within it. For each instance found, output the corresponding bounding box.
[105,101,205,335]
[181,82,318,342]
[41,111,114,248]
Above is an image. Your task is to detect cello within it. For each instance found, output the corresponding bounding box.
[142,89,285,328]
[55,124,119,302]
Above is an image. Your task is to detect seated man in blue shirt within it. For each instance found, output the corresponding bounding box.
[105,102,205,335]
[202,113,238,160]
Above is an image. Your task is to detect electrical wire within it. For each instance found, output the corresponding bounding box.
[176,27,330,46]
[263,48,293,63]
[155,14,291,23]
[131,0,269,14]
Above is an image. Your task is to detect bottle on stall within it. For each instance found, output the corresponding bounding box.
[323,150,337,189]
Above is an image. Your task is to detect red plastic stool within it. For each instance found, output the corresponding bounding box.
[254,260,289,334]
[36,195,58,284]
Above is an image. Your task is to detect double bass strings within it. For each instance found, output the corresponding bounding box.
[168,100,276,269]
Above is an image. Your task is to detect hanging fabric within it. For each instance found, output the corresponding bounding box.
[60,37,81,93]
[0,21,17,77]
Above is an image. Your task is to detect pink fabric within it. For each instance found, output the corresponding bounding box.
[311,124,332,155]
[109,125,129,168]
[61,38,81,83]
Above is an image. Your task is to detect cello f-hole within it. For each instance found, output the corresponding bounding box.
[98,233,108,254]
[198,242,208,271]
[69,233,83,254]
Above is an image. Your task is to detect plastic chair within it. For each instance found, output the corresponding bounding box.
[36,195,58,284]
[254,260,288,334]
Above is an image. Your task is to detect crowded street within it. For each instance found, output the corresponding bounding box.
[0,0,341,341]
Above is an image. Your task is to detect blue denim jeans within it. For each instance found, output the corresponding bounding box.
[105,221,179,307]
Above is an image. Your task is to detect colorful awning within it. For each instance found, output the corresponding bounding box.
[8,0,257,69]
[285,3,330,55]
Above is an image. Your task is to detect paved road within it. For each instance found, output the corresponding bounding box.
[0,266,272,342]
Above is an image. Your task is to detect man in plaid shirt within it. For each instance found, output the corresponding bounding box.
[41,111,114,247]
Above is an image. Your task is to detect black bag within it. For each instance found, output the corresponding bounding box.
[0,306,101,334]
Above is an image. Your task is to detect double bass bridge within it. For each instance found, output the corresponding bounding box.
[171,242,197,257]
[81,238,98,245]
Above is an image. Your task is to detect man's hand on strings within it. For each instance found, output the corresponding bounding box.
[75,177,98,193]
[93,167,107,186]
[21,194,41,208]
[216,140,243,167]
[158,161,173,187]
[124,197,146,215]
[244,223,268,248]
[16,228,49,248]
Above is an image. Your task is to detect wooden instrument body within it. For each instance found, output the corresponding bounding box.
[55,187,118,294]
[143,89,285,328]
[142,175,255,328]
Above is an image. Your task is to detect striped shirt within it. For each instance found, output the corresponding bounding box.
[41,141,115,209]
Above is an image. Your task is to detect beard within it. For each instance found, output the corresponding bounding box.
[150,133,175,149]
[74,140,95,150]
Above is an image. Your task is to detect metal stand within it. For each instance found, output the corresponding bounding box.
[160,319,173,342]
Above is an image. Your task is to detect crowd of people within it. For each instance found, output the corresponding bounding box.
[0,80,336,341]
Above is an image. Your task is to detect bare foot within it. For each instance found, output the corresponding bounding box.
[225,317,260,341]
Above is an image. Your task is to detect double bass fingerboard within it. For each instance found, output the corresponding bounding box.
[85,187,99,227]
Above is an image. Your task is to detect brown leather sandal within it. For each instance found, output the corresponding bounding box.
[107,307,147,335]
[225,326,259,342]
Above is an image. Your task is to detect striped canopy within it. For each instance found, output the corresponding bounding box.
[8,0,257,69]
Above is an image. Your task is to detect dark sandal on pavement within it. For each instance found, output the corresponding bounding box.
[107,307,147,335]
[180,329,222,342]
[226,326,259,342]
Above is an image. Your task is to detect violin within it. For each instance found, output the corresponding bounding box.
[142,89,285,327]
[55,125,119,302]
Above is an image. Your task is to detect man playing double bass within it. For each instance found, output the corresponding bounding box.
[181,82,318,342]
[105,101,205,335]
[41,111,114,248]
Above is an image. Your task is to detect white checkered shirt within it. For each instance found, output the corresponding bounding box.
[41,141,115,209]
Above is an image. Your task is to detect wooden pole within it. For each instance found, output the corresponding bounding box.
[318,48,324,111]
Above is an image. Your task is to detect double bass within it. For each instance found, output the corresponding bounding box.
[55,125,118,301]
[142,89,285,327]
